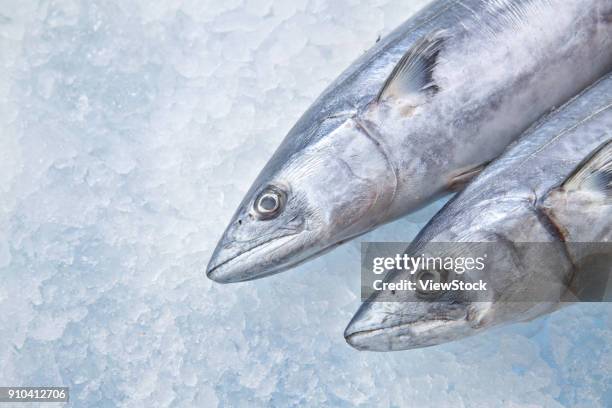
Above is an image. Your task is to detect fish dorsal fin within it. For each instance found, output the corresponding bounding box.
[470,0,556,39]
[561,139,612,202]
[376,30,446,105]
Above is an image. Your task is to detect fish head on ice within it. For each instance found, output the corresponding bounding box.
[345,195,568,351]
[344,287,484,352]
[207,114,397,283]
[343,242,495,352]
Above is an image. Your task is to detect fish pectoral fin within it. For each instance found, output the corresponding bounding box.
[557,138,612,202]
[447,162,489,192]
[376,30,446,106]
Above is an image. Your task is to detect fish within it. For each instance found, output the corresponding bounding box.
[206,0,612,283]
[344,72,612,351]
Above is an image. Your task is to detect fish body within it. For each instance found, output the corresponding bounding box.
[345,72,612,351]
[207,0,612,283]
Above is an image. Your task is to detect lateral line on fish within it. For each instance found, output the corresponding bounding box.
[517,102,612,167]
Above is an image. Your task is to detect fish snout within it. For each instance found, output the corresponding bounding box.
[206,239,244,283]
[343,301,407,351]
[344,318,388,352]
[345,299,471,351]
[206,218,307,283]
[206,213,276,283]
[344,318,410,352]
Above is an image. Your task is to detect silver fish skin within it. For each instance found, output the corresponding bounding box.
[345,72,612,352]
[541,142,612,245]
[207,0,612,283]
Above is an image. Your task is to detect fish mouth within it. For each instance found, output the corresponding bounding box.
[344,320,452,351]
[344,309,469,351]
[206,232,304,283]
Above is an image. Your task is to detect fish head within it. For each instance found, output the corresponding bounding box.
[344,285,487,351]
[343,241,495,352]
[207,114,397,283]
[345,194,564,351]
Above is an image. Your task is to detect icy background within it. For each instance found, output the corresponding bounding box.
[0,0,610,406]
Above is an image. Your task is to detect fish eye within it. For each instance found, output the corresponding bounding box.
[415,269,447,297]
[253,186,286,219]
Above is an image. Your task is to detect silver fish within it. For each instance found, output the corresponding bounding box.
[207,0,612,283]
[345,72,612,351]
